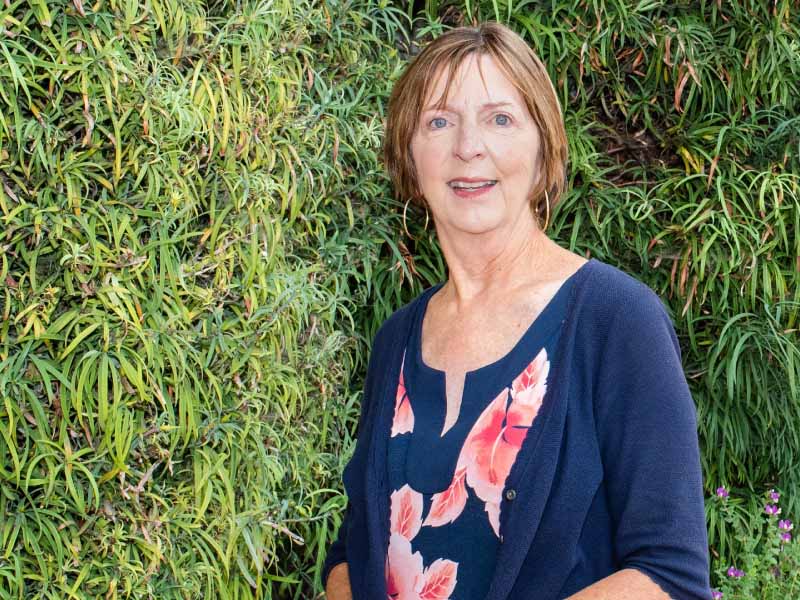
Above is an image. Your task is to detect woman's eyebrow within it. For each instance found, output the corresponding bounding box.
[422,101,515,113]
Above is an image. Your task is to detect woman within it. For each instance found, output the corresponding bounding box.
[323,22,710,600]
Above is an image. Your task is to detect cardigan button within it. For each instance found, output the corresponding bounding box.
[499,534,504,543]
[504,488,517,501]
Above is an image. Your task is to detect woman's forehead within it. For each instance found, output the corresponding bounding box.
[423,54,524,111]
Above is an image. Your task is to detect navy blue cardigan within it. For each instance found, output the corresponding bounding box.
[323,258,711,599]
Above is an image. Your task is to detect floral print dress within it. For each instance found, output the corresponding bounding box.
[385,275,576,600]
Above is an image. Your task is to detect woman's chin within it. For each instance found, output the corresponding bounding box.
[439,212,510,237]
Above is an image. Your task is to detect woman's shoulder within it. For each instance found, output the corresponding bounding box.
[583,258,670,313]
[575,258,676,342]
[575,260,686,396]
[576,254,647,293]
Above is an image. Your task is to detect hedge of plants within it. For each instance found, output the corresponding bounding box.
[0,0,797,598]
[0,0,409,597]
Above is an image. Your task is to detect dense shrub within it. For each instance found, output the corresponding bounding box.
[0,0,409,597]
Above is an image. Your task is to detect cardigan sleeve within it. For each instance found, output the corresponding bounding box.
[594,285,711,600]
[321,502,350,587]
[321,320,390,589]
[321,377,374,588]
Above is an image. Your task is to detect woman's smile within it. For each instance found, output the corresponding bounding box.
[448,178,498,198]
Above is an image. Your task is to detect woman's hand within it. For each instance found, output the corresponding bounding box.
[325,562,352,600]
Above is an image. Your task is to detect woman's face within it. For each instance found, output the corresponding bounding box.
[410,53,543,238]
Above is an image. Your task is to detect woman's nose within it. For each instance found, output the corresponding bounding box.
[453,122,485,161]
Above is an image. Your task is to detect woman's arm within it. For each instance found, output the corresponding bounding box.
[325,562,352,600]
[591,285,711,599]
[566,569,671,599]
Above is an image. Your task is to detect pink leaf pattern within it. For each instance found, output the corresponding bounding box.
[386,485,458,599]
[425,347,550,536]
[386,532,424,600]
[417,559,459,600]
[422,466,467,527]
[391,484,423,541]
[385,347,550,597]
[391,352,414,437]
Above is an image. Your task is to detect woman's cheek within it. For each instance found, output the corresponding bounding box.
[488,137,525,170]
[420,143,452,184]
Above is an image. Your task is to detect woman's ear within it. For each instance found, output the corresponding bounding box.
[532,141,548,198]
[528,160,545,205]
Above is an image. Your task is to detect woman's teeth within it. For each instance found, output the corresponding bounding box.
[449,180,497,190]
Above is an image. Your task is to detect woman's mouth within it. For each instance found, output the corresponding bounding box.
[448,180,497,198]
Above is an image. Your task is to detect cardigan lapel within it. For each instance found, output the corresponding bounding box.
[482,371,571,600]
[483,258,596,600]
[362,301,419,599]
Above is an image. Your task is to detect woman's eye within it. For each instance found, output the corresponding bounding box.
[430,117,447,129]
[494,114,511,126]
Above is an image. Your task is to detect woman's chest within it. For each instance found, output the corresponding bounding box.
[419,288,561,375]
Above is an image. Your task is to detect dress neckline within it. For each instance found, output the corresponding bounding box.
[411,258,595,383]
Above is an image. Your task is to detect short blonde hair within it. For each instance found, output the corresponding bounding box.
[382,22,568,226]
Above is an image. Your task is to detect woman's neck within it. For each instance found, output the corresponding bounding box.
[433,213,561,306]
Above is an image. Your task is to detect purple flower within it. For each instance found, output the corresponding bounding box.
[779,519,793,531]
[770,489,780,502]
[765,504,782,515]
[716,486,729,498]
[781,532,792,543]
[726,566,745,578]
[711,591,723,600]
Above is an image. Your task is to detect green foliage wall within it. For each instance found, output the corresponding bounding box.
[0,0,409,597]
[0,0,798,598]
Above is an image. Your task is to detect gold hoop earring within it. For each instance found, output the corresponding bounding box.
[542,190,550,233]
[402,198,430,239]
[402,198,413,239]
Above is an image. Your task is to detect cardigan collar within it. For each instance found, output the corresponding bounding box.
[363,258,600,600]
